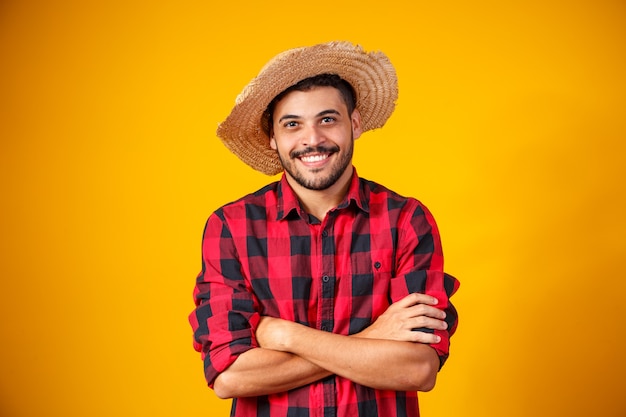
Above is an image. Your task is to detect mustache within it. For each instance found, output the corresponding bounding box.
[290,145,339,159]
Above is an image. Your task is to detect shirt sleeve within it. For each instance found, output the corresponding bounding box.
[188,210,261,387]
[389,200,460,368]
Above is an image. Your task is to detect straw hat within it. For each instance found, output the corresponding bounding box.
[216,41,398,176]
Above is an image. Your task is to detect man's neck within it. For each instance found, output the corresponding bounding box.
[285,167,353,221]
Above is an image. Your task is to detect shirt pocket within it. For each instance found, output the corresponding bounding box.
[335,256,395,334]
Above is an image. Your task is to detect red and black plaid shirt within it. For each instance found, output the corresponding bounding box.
[189,170,459,417]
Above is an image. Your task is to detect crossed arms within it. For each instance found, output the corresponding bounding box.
[213,292,448,399]
[192,197,459,399]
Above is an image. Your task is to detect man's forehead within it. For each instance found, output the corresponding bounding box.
[273,87,347,116]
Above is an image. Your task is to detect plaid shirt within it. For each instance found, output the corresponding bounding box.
[189,170,459,417]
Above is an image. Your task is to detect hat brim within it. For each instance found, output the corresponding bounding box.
[216,41,398,176]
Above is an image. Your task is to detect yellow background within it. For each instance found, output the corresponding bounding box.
[1,1,625,416]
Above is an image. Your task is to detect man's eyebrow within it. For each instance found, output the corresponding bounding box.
[317,109,341,118]
[277,109,341,124]
[278,114,300,123]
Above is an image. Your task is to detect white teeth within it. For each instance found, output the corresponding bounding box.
[300,154,328,163]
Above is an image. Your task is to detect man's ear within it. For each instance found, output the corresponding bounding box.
[269,134,277,150]
[351,109,363,140]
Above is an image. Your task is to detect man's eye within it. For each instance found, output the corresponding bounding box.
[321,117,335,123]
[284,121,298,128]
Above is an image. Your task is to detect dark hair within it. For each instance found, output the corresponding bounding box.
[262,73,357,135]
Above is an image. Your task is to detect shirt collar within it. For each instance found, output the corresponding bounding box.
[275,167,370,221]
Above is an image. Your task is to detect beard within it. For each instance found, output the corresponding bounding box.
[278,139,354,191]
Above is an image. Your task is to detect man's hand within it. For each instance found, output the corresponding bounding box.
[356,293,447,344]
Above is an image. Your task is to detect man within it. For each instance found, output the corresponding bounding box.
[189,41,459,417]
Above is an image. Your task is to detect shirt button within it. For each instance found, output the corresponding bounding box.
[322,230,328,238]
[322,275,330,283]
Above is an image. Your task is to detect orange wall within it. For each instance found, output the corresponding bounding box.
[1,1,625,416]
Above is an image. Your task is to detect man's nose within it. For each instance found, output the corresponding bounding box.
[301,124,325,147]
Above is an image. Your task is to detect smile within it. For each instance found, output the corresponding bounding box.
[300,154,329,163]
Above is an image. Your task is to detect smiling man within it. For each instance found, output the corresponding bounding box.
[189,41,459,417]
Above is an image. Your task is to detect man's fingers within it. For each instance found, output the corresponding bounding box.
[364,293,448,343]
[408,316,448,331]
[406,304,447,320]
[394,292,439,308]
